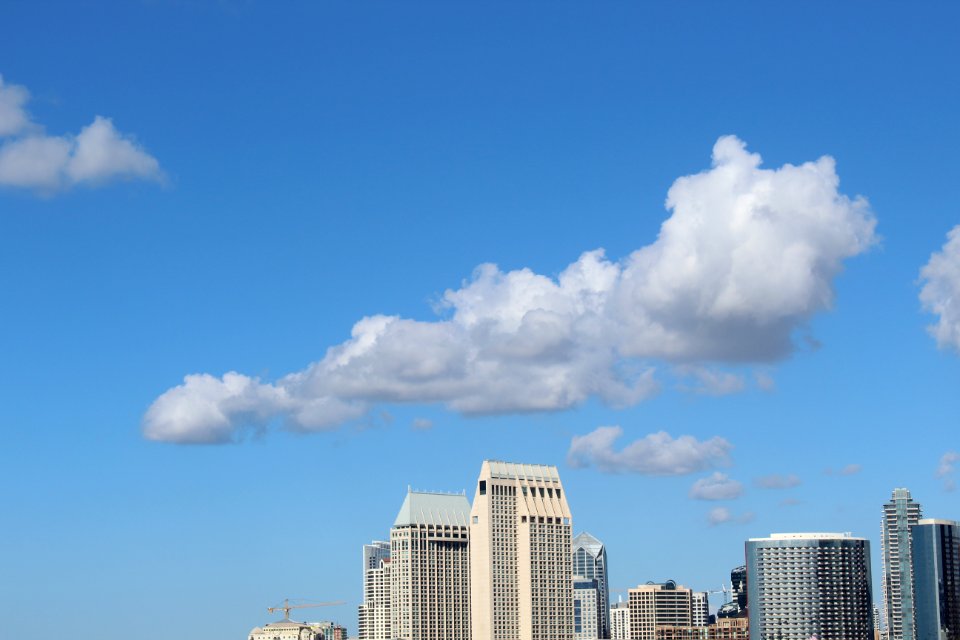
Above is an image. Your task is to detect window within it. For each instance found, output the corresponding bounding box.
[479,480,486,495]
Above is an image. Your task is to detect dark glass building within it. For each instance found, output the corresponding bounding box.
[911,519,960,640]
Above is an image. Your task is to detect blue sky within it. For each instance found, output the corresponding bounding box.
[2,2,960,637]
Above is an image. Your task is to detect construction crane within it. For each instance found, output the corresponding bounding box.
[267,599,346,621]
[706,583,731,604]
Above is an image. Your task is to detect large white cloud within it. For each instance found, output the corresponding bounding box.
[920,226,960,352]
[143,136,877,443]
[0,75,161,192]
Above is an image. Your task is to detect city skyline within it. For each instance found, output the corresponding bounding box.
[3,3,960,640]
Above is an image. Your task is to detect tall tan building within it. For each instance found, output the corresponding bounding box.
[469,460,574,640]
[628,581,693,640]
[390,489,472,640]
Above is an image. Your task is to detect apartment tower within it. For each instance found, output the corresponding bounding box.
[469,460,574,640]
[747,532,873,640]
[882,488,923,640]
[574,577,600,640]
[611,599,631,640]
[573,531,612,638]
[391,489,471,640]
[358,541,392,639]
[911,519,960,640]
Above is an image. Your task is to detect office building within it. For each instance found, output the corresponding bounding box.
[612,599,631,640]
[575,577,600,640]
[574,532,612,638]
[883,489,923,640]
[470,460,574,640]
[911,519,960,640]
[391,489,471,640]
[746,532,873,640]
[358,541,392,640]
[691,592,709,627]
[628,581,693,640]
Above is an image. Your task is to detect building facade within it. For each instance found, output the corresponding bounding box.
[611,599,631,640]
[911,519,960,640]
[883,489,923,640]
[391,489,472,640]
[628,581,693,640]
[470,460,574,640]
[747,532,873,640]
[575,577,600,640]
[358,541,392,640]
[574,532,611,638]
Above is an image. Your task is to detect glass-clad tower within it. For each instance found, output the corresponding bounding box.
[573,531,611,638]
[911,519,960,640]
[883,488,923,640]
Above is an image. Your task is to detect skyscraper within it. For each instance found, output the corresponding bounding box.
[391,489,472,640]
[469,460,574,640]
[883,488,923,640]
[358,541,392,640]
[574,531,611,638]
[627,581,693,640]
[911,519,960,640]
[746,532,874,640]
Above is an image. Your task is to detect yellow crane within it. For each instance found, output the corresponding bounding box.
[267,598,346,621]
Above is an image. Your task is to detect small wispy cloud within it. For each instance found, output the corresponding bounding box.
[675,366,746,396]
[412,417,434,431]
[779,497,803,507]
[707,507,755,526]
[567,426,733,476]
[689,472,744,500]
[937,451,959,492]
[824,464,862,477]
[0,74,162,193]
[754,473,801,489]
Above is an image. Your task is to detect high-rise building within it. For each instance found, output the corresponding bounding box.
[359,541,392,640]
[730,566,747,612]
[746,532,873,640]
[883,489,923,640]
[391,489,471,640]
[627,581,693,640]
[611,599,631,640]
[574,532,611,638]
[575,577,600,640]
[469,460,574,640]
[911,519,960,640]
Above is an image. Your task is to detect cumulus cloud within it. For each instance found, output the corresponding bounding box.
[143,136,877,443]
[689,472,744,500]
[937,451,959,492]
[707,507,754,526]
[566,426,732,475]
[0,75,161,192]
[920,226,960,352]
[754,473,801,489]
